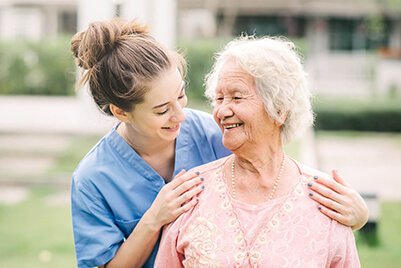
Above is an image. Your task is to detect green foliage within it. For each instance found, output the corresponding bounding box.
[313,97,401,132]
[178,38,229,103]
[0,36,75,95]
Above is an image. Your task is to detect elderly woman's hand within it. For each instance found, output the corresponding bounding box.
[308,170,369,230]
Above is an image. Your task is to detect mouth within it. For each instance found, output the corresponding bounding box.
[162,124,180,131]
[222,123,243,130]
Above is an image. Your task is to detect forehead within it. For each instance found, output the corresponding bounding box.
[143,67,182,102]
[216,59,255,93]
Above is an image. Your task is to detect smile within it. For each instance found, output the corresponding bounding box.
[223,123,242,129]
[162,124,180,131]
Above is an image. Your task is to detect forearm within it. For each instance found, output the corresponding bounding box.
[104,211,162,268]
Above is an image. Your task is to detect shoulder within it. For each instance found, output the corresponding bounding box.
[295,160,331,180]
[72,129,116,190]
[188,156,228,177]
[183,108,217,128]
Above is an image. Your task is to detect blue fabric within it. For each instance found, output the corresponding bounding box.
[71,108,231,268]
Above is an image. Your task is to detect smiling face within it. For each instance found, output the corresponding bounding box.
[125,66,188,144]
[212,59,281,153]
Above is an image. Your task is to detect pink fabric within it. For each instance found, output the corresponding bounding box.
[155,156,360,268]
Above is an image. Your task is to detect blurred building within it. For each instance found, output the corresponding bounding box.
[0,0,77,39]
[178,0,401,52]
[1,0,400,95]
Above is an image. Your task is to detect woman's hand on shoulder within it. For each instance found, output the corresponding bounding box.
[307,170,369,230]
[144,170,204,230]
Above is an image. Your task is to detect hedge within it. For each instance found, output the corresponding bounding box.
[0,36,75,95]
[313,97,401,132]
[178,38,228,101]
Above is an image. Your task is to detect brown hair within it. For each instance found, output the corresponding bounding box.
[71,18,186,116]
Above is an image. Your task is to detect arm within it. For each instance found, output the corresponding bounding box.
[104,170,204,268]
[308,170,369,230]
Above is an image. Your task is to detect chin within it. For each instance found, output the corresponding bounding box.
[222,140,240,152]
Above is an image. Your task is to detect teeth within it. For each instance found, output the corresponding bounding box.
[224,123,241,129]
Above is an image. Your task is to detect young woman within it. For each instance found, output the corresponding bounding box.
[70,18,368,268]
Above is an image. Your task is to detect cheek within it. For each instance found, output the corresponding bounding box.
[212,107,220,124]
[179,96,188,108]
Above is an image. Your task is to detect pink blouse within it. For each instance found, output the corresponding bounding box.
[155,156,360,268]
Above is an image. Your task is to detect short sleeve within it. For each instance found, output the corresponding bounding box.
[328,222,361,268]
[71,177,125,268]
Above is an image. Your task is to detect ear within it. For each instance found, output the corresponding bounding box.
[109,104,130,123]
[274,110,288,127]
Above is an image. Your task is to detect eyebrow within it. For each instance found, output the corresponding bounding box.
[152,81,185,109]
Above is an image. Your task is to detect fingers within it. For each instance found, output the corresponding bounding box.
[307,180,344,206]
[308,189,344,215]
[175,183,204,205]
[173,174,204,197]
[316,205,350,226]
[331,170,351,187]
[168,170,200,190]
[177,197,199,214]
[311,175,348,195]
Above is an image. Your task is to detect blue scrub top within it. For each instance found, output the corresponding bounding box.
[71,108,231,268]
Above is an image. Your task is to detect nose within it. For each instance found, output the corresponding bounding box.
[170,101,186,123]
[214,99,234,120]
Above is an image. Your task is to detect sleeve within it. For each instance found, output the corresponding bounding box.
[71,177,124,268]
[154,219,185,268]
[328,222,361,268]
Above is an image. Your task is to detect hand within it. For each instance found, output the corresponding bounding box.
[308,170,369,230]
[144,170,204,230]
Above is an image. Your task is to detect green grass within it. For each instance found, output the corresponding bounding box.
[0,190,399,267]
[356,202,401,268]
[0,187,75,268]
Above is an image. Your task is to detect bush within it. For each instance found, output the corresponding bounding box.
[178,38,228,102]
[0,36,75,95]
[313,97,401,132]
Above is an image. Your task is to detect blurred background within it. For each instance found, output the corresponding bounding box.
[0,0,400,267]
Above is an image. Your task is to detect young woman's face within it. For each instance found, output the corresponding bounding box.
[126,66,188,143]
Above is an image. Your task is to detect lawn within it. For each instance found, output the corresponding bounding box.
[1,130,399,267]
[0,187,75,268]
[0,187,400,267]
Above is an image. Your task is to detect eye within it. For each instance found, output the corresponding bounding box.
[156,109,169,115]
[233,96,242,100]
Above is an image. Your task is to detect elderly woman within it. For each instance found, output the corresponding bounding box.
[155,36,360,267]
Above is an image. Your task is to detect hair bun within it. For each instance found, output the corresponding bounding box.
[71,18,149,70]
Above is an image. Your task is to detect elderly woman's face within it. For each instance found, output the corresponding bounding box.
[212,59,280,152]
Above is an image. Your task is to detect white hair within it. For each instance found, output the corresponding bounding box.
[205,36,314,144]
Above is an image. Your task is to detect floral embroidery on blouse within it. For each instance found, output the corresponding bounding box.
[155,157,360,268]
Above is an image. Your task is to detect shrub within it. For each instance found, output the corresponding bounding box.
[178,38,228,102]
[313,97,401,132]
[0,36,75,95]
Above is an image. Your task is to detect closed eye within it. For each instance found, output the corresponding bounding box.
[156,109,169,115]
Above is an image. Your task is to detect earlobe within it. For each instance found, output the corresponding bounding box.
[110,104,130,123]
